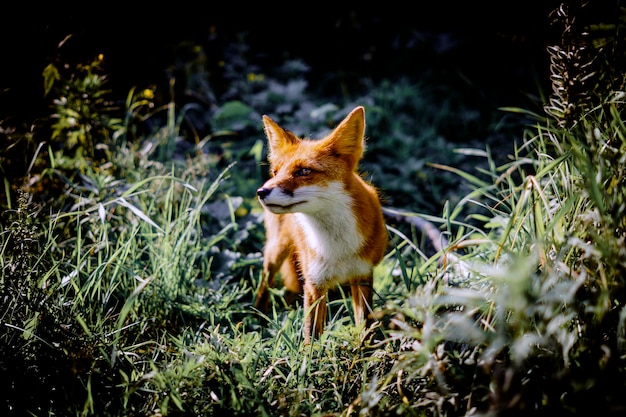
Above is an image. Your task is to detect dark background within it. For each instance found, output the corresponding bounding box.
[1,3,564,127]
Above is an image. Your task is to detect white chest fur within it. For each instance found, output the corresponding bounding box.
[294,182,372,287]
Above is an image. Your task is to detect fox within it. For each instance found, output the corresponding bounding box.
[255,106,388,344]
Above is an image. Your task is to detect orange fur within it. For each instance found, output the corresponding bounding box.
[255,106,388,343]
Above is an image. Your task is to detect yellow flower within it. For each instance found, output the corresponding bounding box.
[142,89,154,100]
[247,73,264,82]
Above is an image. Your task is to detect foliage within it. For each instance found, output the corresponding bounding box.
[376,94,626,414]
[545,0,626,128]
[1,4,626,415]
[44,53,122,166]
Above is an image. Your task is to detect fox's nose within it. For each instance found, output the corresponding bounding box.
[257,187,271,200]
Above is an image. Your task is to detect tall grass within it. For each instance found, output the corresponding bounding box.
[2,13,626,414]
[1,70,259,414]
[370,92,626,415]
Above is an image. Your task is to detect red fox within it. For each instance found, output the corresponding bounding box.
[255,106,388,344]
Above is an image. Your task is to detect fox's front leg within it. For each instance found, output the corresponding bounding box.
[255,242,289,313]
[254,262,277,314]
[255,212,292,313]
[351,275,374,328]
[303,281,328,344]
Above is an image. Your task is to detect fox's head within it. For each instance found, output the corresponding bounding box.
[257,106,367,215]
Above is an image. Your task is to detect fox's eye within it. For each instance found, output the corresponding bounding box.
[294,168,312,177]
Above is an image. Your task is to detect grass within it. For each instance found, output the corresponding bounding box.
[1,15,626,415]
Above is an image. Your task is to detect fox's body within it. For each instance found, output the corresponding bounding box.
[255,106,387,343]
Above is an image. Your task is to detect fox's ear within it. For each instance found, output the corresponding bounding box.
[262,115,299,155]
[326,106,366,163]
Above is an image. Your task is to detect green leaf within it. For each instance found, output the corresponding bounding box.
[211,100,254,130]
[42,63,60,97]
[22,312,40,340]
